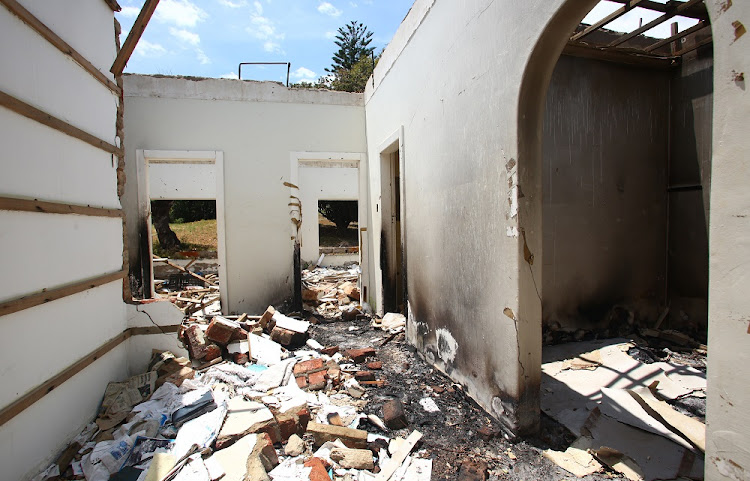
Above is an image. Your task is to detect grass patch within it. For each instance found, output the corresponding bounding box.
[152,219,218,259]
[318,213,358,247]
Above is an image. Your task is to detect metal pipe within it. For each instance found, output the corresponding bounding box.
[238,62,291,86]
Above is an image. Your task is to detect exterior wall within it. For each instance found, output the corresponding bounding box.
[0,2,127,479]
[704,1,750,479]
[298,164,359,263]
[542,56,669,329]
[123,76,367,314]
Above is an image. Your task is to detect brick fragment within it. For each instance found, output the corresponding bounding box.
[355,371,376,381]
[342,284,360,301]
[320,346,339,356]
[345,347,375,363]
[366,361,383,370]
[382,399,408,429]
[306,422,368,449]
[259,305,276,330]
[293,358,324,375]
[270,326,307,347]
[307,370,328,390]
[273,405,310,441]
[252,432,279,472]
[304,457,332,481]
[296,376,308,389]
[206,317,240,344]
[477,425,500,442]
[233,353,249,364]
[457,459,489,481]
[204,343,222,362]
[231,328,249,341]
[184,325,209,359]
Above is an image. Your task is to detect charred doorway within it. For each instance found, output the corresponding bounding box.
[380,146,404,314]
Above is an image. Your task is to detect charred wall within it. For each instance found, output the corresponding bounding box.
[541,55,670,330]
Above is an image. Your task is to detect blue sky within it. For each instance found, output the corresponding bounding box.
[116,0,699,83]
[116,0,413,83]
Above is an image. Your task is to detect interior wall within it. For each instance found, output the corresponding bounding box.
[667,44,713,335]
[297,163,359,264]
[0,2,127,479]
[123,75,367,314]
[541,55,670,330]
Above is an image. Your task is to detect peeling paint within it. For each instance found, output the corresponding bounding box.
[506,226,519,237]
[720,0,732,13]
[435,328,458,364]
[712,457,746,481]
[503,307,516,320]
[732,21,746,41]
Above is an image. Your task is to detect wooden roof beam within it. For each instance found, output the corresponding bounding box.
[104,0,121,12]
[111,0,160,75]
[572,0,645,41]
[644,21,709,52]
[608,0,705,47]
[607,0,709,20]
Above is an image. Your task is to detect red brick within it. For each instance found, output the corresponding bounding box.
[184,325,209,359]
[203,344,222,362]
[296,376,308,389]
[255,433,279,471]
[355,371,376,381]
[320,346,339,356]
[458,459,489,481]
[308,370,328,390]
[231,328,248,341]
[366,361,383,370]
[477,426,500,442]
[270,326,307,346]
[206,317,239,344]
[293,358,324,375]
[382,399,408,429]
[259,306,276,330]
[232,353,249,364]
[345,347,375,363]
[304,457,332,481]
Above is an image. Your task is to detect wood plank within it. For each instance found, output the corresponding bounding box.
[0,197,122,218]
[0,0,121,95]
[673,34,712,56]
[608,0,705,47]
[154,258,217,286]
[563,42,674,69]
[644,21,708,52]
[0,89,120,155]
[571,0,644,41]
[375,430,423,481]
[111,0,160,75]
[104,0,121,11]
[129,325,182,336]
[607,0,709,20]
[0,330,131,427]
[0,270,126,317]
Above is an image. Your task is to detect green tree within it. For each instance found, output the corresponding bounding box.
[319,200,358,234]
[327,21,374,73]
[331,55,375,93]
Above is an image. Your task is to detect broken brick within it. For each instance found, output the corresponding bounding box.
[296,376,308,389]
[366,361,383,370]
[293,358,324,375]
[304,457,332,481]
[320,346,340,356]
[308,370,328,390]
[206,317,240,344]
[252,432,279,472]
[270,326,307,347]
[274,406,310,441]
[231,328,249,342]
[458,459,489,481]
[306,422,368,449]
[232,353,249,364]
[259,305,276,330]
[382,399,408,429]
[355,371,376,381]
[477,425,500,442]
[204,343,222,362]
[346,347,376,363]
[184,325,210,359]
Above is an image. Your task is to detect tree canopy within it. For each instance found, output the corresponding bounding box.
[327,21,375,73]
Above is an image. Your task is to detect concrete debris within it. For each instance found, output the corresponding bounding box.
[302,265,370,321]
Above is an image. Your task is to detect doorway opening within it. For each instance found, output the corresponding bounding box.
[380,145,404,314]
[318,200,359,260]
[519,1,713,476]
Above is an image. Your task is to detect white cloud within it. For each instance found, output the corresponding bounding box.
[246,7,285,53]
[292,67,317,80]
[155,0,207,27]
[120,6,140,17]
[318,2,342,17]
[196,49,211,64]
[325,30,336,39]
[169,27,200,46]
[220,72,240,79]
[217,0,247,7]
[135,39,166,57]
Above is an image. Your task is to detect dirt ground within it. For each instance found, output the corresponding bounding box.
[309,316,626,481]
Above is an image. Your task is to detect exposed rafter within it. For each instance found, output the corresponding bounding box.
[111,0,160,75]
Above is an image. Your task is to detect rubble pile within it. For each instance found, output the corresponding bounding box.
[302,266,371,321]
[152,256,222,318]
[37,305,431,481]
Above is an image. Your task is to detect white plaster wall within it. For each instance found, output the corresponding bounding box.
[148,163,217,200]
[0,2,125,479]
[126,301,189,375]
[123,76,366,314]
[704,1,750,479]
[298,165,359,263]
